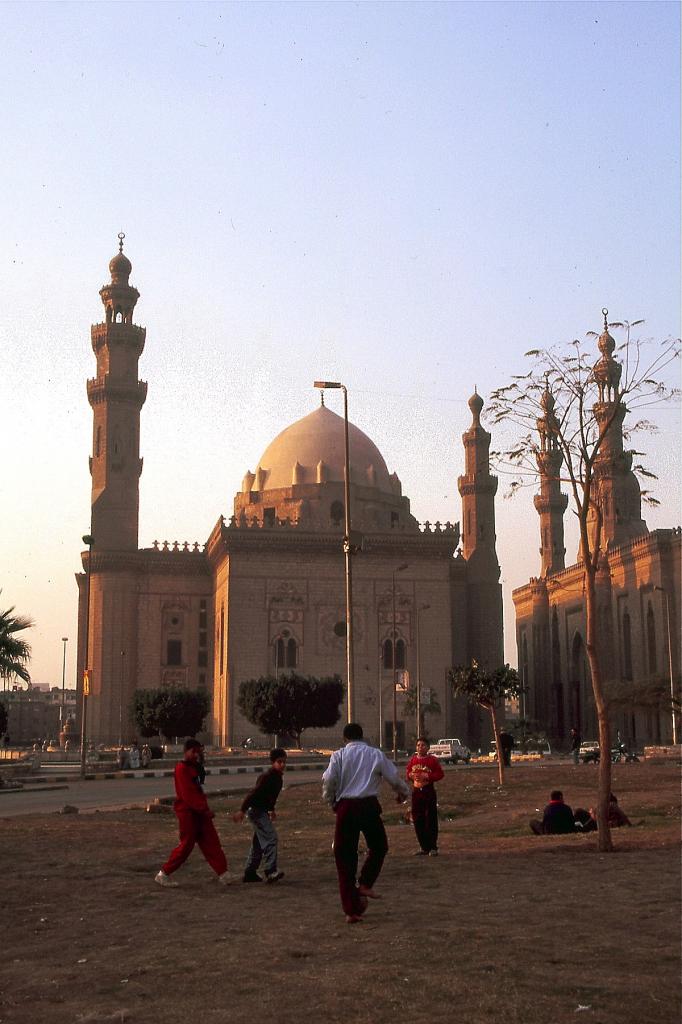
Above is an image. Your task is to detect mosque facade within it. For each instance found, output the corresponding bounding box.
[76,243,504,749]
[513,319,680,748]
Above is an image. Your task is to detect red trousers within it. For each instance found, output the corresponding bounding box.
[162,809,227,876]
[333,797,388,916]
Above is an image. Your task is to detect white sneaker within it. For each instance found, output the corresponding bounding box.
[154,870,178,888]
[218,872,239,886]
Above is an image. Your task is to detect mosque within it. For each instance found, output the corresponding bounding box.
[514,318,680,748]
[75,242,504,748]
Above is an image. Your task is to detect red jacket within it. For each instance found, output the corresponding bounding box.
[405,754,445,789]
[173,759,210,815]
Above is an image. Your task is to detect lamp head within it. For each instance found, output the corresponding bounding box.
[314,380,342,389]
[82,534,94,546]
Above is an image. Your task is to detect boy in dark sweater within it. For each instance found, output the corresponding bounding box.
[233,747,287,883]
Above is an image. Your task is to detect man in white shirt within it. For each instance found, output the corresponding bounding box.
[322,722,409,923]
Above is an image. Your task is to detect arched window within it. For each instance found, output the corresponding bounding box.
[647,603,657,675]
[382,638,392,670]
[330,501,344,526]
[571,632,584,729]
[623,612,633,680]
[551,608,564,737]
[382,637,407,670]
[275,634,298,671]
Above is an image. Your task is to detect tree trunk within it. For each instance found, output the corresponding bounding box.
[489,703,505,786]
[584,565,613,852]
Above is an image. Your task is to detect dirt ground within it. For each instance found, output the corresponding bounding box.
[1,760,679,1024]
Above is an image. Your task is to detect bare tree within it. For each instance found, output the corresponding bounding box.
[488,311,679,851]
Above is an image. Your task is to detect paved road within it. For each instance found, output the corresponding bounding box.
[0,768,324,817]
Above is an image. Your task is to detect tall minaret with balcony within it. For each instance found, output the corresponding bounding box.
[589,309,647,552]
[458,392,503,671]
[458,391,500,575]
[534,385,568,576]
[87,234,147,550]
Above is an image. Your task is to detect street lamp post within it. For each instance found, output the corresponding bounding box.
[654,586,677,745]
[314,380,355,723]
[60,637,68,726]
[119,649,126,747]
[392,563,409,761]
[416,604,430,738]
[377,646,383,748]
[80,534,94,779]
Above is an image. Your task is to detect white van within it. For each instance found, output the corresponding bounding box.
[428,738,471,764]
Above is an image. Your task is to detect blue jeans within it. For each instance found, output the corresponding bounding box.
[244,808,278,875]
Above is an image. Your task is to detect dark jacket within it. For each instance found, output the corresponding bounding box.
[240,767,283,813]
[542,799,576,834]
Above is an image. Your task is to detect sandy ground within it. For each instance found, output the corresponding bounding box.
[1,760,679,1024]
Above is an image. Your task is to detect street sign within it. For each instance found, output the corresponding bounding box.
[420,687,433,705]
[83,669,91,696]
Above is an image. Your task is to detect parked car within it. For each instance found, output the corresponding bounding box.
[580,741,601,763]
[428,738,471,764]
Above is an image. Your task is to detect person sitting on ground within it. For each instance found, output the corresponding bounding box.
[575,792,632,832]
[529,790,576,835]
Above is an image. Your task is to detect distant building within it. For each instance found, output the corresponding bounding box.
[76,241,504,748]
[514,321,680,747]
[1,686,77,745]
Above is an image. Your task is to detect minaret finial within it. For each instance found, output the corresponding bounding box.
[118,231,125,253]
[320,390,325,407]
[602,307,608,331]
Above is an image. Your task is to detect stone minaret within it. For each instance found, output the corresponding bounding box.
[534,385,568,575]
[589,310,647,552]
[87,234,147,551]
[458,392,503,676]
[77,236,146,743]
[458,392,500,574]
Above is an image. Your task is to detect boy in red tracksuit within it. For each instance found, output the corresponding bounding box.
[155,738,233,887]
[406,737,444,856]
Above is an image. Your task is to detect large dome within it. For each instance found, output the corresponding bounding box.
[251,405,392,492]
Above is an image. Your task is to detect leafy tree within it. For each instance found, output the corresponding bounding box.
[237,674,344,748]
[131,690,163,738]
[0,699,7,737]
[155,688,210,740]
[131,688,210,741]
[0,598,33,686]
[449,662,522,784]
[488,313,679,850]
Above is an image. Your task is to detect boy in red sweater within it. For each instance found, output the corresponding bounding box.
[155,739,233,887]
[405,737,444,856]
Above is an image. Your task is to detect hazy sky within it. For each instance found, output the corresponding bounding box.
[1,1,680,688]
